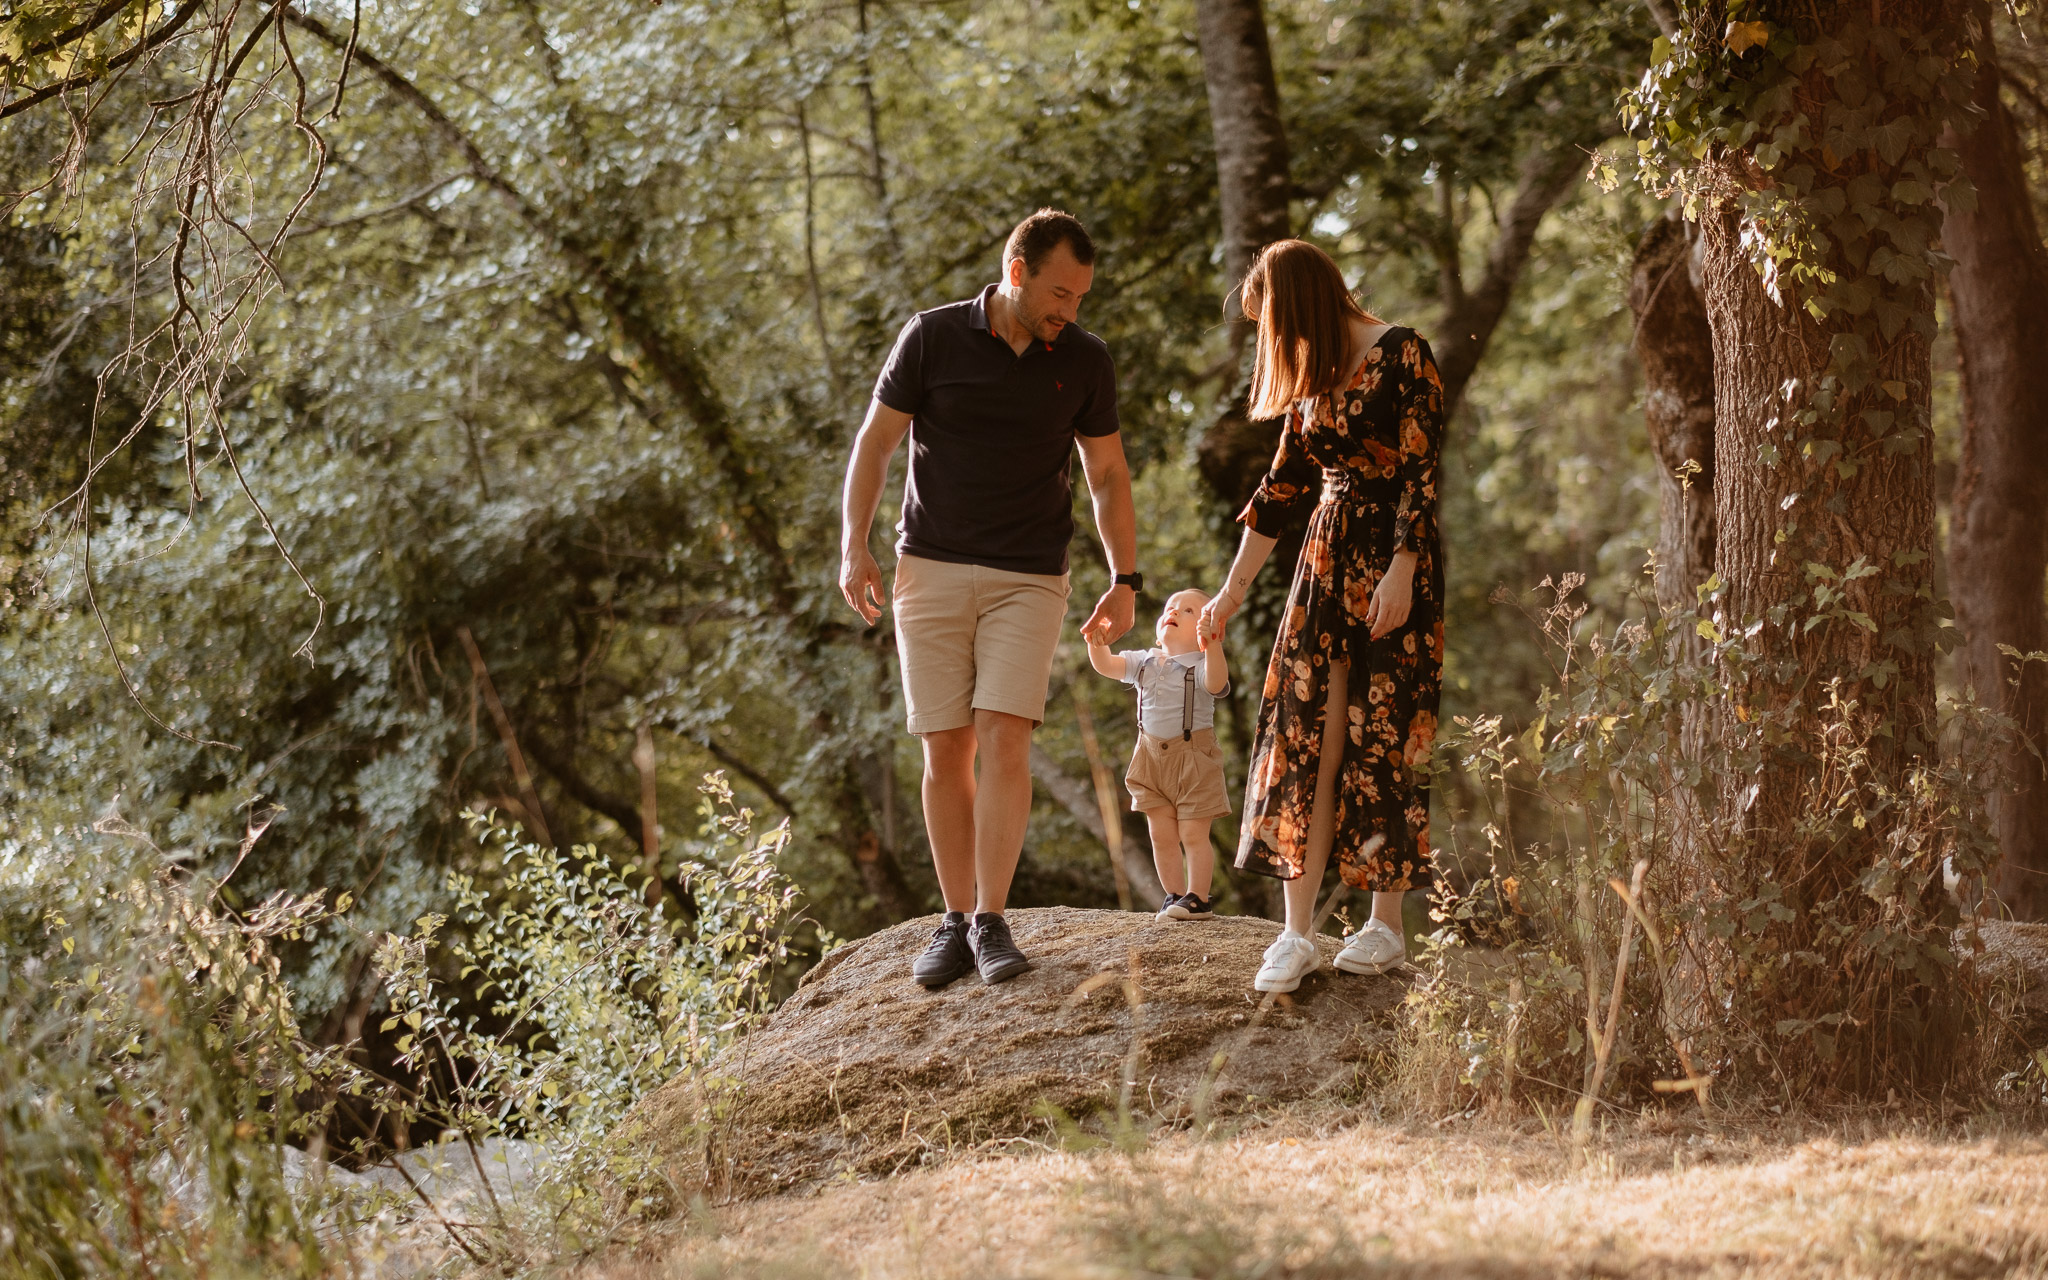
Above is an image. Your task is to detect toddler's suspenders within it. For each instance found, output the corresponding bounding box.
[1132,657,1200,742]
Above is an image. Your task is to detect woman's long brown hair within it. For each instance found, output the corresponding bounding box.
[1240,240,1381,420]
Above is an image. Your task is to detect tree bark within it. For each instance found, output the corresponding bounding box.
[1684,0,1957,1092]
[1627,210,1717,1072]
[1943,1,2048,922]
[1191,0,1294,531]
[1626,212,1717,615]
[1196,0,1292,304]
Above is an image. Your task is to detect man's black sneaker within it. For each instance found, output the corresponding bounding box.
[912,912,974,988]
[1172,893,1217,922]
[1154,892,1184,922]
[968,912,1030,984]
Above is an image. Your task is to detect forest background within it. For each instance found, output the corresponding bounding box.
[1,0,1703,1004]
[5,0,2048,1260]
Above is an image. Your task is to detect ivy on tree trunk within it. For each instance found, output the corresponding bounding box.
[1627,0,1980,1094]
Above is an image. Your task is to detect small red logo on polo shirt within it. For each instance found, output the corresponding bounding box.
[1056,380,1064,390]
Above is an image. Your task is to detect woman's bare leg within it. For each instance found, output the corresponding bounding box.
[1180,818,1215,899]
[1283,660,1350,936]
[1143,808,1186,897]
[1371,890,1405,932]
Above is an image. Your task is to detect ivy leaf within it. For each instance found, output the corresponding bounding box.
[1724,21,1771,55]
[1869,118,1913,166]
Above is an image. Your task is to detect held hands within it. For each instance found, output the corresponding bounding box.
[1365,551,1418,640]
[840,546,886,625]
[1081,583,1136,646]
[1197,589,1239,650]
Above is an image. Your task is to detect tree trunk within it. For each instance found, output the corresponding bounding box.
[1944,1,2048,922]
[829,761,921,925]
[1627,209,1718,1072]
[1431,142,1588,424]
[1192,0,1294,525]
[1626,212,1717,615]
[1196,0,1292,305]
[1683,0,1959,1093]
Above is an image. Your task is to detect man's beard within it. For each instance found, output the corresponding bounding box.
[1016,298,1064,343]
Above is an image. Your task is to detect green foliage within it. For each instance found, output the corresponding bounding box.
[0,824,357,1278]
[1,0,1672,991]
[364,776,823,1263]
[1626,3,1975,323]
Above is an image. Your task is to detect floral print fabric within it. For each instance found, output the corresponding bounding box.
[1234,327,1445,891]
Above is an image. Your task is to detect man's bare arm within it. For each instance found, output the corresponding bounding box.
[1075,431,1137,644]
[839,400,913,624]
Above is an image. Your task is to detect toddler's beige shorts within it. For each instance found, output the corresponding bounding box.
[1125,727,1232,820]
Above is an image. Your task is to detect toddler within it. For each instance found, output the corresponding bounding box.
[1086,589,1231,921]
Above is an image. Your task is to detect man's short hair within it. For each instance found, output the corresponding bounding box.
[1002,208,1096,276]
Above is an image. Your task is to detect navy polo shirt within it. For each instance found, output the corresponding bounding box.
[873,284,1119,576]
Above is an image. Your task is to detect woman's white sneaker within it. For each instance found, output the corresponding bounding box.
[1332,917,1405,975]
[1254,931,1321,993]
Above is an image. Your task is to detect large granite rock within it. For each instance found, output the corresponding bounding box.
[633,906,1408,1194]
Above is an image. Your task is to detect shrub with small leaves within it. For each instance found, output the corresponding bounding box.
[0,821,364,1279]
[365,773,827,1266]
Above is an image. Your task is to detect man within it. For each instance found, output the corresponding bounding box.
[839,208,1140,987]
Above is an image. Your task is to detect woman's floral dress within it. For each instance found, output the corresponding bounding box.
[1234,326,1445,891]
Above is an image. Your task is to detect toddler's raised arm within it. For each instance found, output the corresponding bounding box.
[1085,635,1128,680]
[1201,631,1229,696]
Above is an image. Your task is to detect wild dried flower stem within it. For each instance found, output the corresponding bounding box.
[1574,859,1647,1148]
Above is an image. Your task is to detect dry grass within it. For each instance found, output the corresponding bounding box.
[570,1106,2048,1279]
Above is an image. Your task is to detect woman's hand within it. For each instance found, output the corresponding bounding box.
[1198,588,1240,650]
[1365,551,1418,640]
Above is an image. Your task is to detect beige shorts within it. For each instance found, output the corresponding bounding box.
[1126,728,1232,820]
[892,554,1071,734]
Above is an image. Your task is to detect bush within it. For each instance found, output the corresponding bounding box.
[363,774,827,1266]
[0,773,821,1276]
[0,820,358,1278]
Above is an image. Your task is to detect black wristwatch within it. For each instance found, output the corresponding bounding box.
[1112,571,1144,593]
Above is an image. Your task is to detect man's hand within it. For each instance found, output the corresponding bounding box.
[839,401,911,627]
[1081,583,1135,646]
[841,546,887,625]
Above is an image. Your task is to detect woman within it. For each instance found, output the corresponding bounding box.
[1198,240,1445,994]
